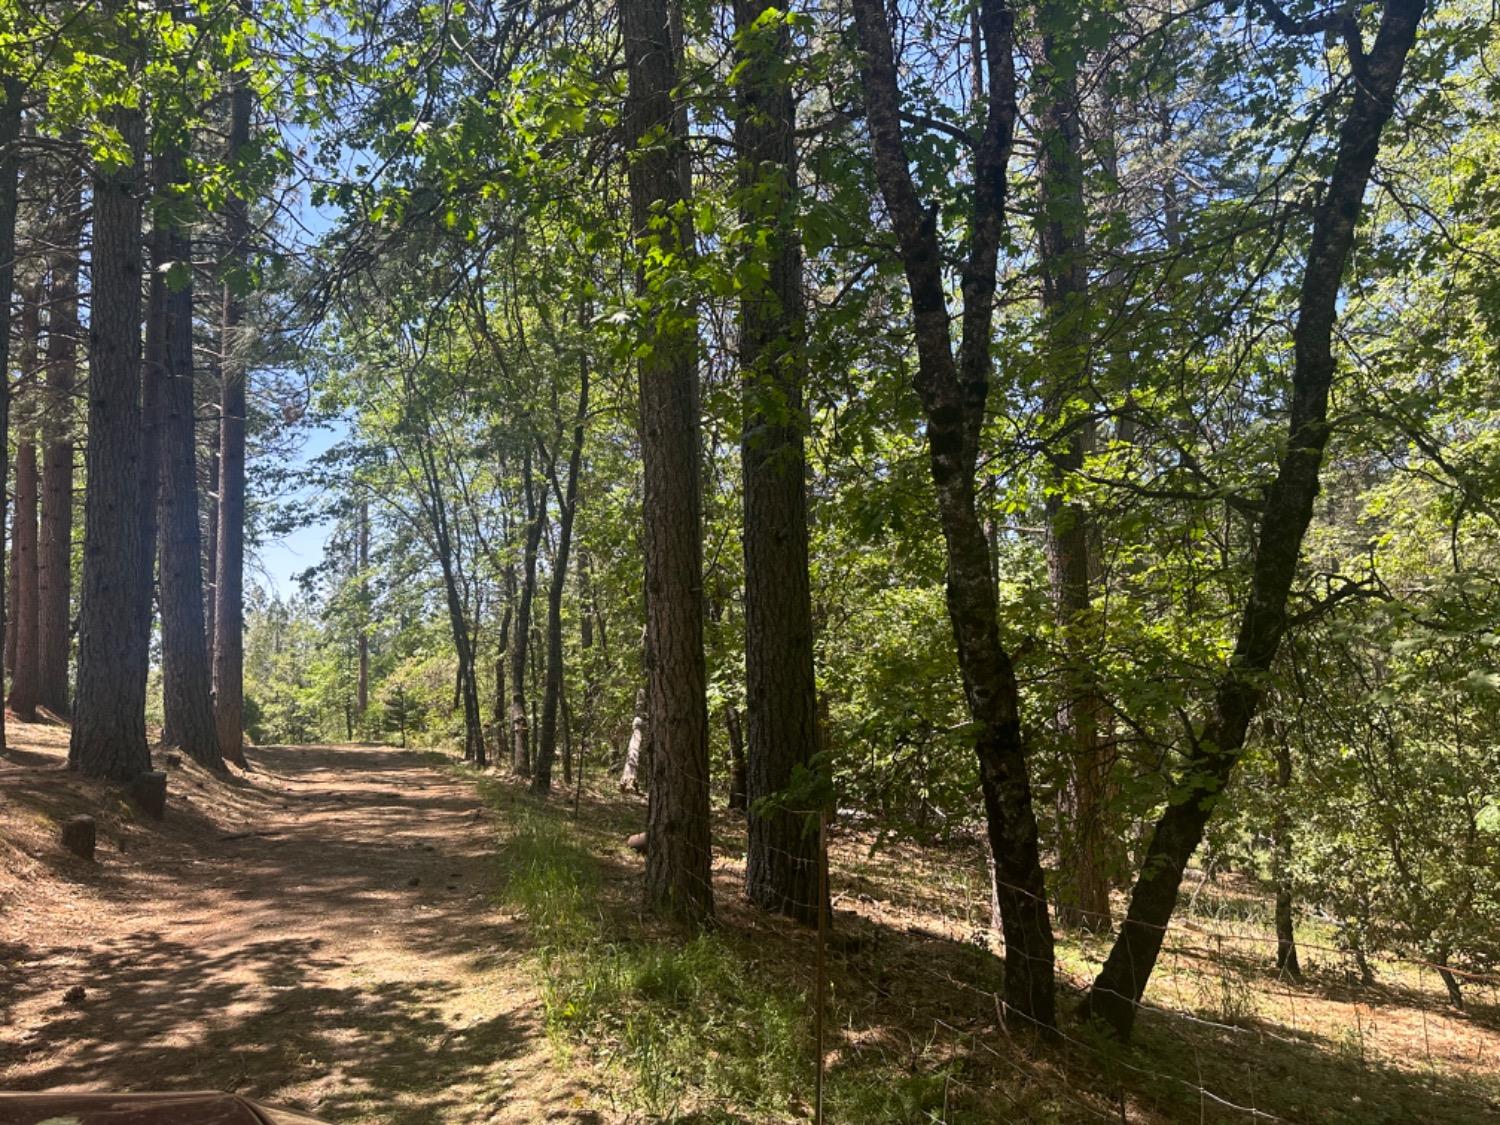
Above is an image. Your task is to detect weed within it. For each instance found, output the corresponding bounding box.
[488,785,810,1119]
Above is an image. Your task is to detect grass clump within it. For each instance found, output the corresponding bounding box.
[486,783,808,1120]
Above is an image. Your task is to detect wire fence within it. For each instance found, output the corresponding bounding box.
[616,797,1500,1123]
[501,752,1500,1123]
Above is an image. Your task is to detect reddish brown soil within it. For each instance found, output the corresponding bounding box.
[0,720,593,1123]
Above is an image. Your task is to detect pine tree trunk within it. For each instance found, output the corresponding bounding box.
[9,436,40,719]
[533,362,589,794]
[39,157,81,717]
[852,0,1056,1026]
[0,77,21,751]
[5,515,16,677]
[736,0,822,926]
[622,0,713,923]
[8,285,42,720]
[213,59,252,769]
[1081,0,1427,1038]
[69,80,152,781]
[153,132,222,770]
[1036,11,1112,935]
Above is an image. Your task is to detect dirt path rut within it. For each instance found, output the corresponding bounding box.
[0,737,592,1124]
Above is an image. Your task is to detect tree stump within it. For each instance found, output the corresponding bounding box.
[60,816,96,861]
[129,771,168,820]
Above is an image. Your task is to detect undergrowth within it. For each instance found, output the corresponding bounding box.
[481,778,967,1123]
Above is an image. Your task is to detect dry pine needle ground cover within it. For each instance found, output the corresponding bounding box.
[3,720,1498,1123]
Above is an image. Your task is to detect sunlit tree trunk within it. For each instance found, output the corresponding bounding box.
[154,124,222,770]
[213,53,252,769]
[70,61,153,780]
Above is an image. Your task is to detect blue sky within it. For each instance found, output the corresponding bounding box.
[253,420,342,598]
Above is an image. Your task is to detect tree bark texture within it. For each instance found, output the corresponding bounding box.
[623,0,714,923]
[153,133,222,770]
[0,76,19,749]
[1036,11,1112,934]
[8,285,42,719]
[1081,0,1428,1038]
[213,65,253,768]
[852,0,1056,1026]
[39,155,81,717]
[736,0,822,926]
[70,90,152,781]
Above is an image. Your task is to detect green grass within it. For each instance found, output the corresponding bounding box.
[485,782,809,1120]
[480,778,985,1122]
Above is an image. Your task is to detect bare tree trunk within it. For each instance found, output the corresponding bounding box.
[533,358,589,794]
[1271,732,1302,980]
[153,125,222,770]
[0,76,20,750]
[852,0,1055,1026]
[8,284,42,720]
[735,0,822,926]
[725,705,747,813]
[212,53,252,769]
[1434,946,1463,1009]
[1081,0,1427,1038]
[623,0,713,923]
[494,602,511,754]
[411,431,486,766]
[10,440,40,719]
[70,67,152,781]
[619,686,647,791]
[38,157,79,718]
[1035,12,1111,934]
[356,497,369,717]
[204,415,218,663]
[510,450,545,776]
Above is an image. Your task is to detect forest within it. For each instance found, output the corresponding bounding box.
[1,0,1499,1121]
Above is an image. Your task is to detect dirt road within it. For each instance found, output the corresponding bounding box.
[0,733,592,1123]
